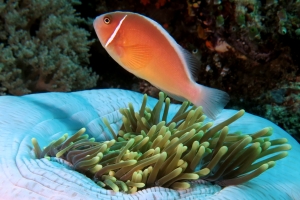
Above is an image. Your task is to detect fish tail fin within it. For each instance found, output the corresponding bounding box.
[193,84,230,120]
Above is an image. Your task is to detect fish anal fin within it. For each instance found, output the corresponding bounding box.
[163,90,186,102]
[155,86,186,102]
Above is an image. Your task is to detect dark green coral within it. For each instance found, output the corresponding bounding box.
[0,0,98,95]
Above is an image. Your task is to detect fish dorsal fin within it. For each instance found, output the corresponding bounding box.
[120,44,153,70]
[177,44,200,81]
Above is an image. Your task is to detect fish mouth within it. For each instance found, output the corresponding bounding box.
[0,89,299,199]
[93,16,106,47]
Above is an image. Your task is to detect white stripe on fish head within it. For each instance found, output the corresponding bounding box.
[105,15,128,48]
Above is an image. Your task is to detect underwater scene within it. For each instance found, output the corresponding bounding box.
[0,0,299,199]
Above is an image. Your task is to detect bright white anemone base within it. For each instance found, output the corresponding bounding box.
[0,89,299,200]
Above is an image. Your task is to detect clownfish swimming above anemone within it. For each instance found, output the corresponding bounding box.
[93,11,230,119]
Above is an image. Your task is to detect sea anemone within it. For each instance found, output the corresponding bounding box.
[31,92,291,193]
[1,89,299,199]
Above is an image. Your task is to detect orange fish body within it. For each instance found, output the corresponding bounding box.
[94,12,229,119]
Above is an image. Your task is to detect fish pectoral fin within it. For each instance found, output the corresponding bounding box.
[121,44,153,70]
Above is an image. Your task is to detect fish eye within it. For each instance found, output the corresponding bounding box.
[192,49,198,54]
[103,16,111,24]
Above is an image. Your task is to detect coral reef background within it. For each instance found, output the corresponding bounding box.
[0,0,299,143]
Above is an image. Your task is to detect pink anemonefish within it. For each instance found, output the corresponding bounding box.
[93,11,229,119]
